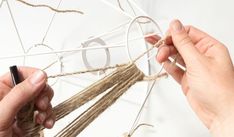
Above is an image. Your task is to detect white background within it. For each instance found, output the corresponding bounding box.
[1,0,234,137]
[136,0,234,137]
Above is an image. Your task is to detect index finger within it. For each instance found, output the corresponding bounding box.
[165,26,211,45]
[145,34,161,46]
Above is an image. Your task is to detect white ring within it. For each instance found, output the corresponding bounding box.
[125,16,163,62]
[25,43,63,85]
[81,37,111,75]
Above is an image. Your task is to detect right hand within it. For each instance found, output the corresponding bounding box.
[146,20,234,137]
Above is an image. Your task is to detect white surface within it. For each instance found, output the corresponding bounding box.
[1,0,234,137]
[0,0,157,136]
[136,0,234,137]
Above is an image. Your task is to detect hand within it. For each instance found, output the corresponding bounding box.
[146,20,234,136]
[0,67,55,137]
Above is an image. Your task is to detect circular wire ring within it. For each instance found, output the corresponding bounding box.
[125,16,163,62]
[25,43,63,85]
[81,37,111,75]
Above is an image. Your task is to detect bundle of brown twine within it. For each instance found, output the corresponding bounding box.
[19,39,166,136]
[26,63,145,136]
[55,63,144,137]
[12,1,166,136]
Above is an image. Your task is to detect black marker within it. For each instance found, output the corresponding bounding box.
[10,65,21,86]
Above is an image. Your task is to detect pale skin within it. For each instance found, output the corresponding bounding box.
[0,68,55,137]
[0,20,233,137]
[146,20,234,137]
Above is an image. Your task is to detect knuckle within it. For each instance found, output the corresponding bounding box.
[179,36,192,46]
[215,43,228,54]
[187,25,194,30]
[14,84,26,93]
[13,81,33,98]
[14,84,27,97]
[220,44,228,52]
[185,25,195,32]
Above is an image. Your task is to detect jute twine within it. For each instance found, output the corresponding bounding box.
[17,101,42,137]
[16,0,84,14]
[11,1,168,136]
[55,63,144,136]
[18,39,166,136]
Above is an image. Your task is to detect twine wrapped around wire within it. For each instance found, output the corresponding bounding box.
[18,37,166,136]
[11,6,166,134]
[53,64,166,137]
[17,101,42,137]
[1,0,168,136]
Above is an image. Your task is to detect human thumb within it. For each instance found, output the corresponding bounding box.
[0,70,46,129]
[169,20,200,63]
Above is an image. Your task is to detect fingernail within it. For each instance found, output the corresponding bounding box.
[171,20,183,32]
[145,36,151,41]
[40,96,49,109]
[29,70,46,85]
[46,118,54,128]
[145,37,153,43]
[38,112,47,124]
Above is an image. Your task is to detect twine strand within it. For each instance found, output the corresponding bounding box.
[12,11,167,136]
[48,64,127,79]
[55,64,144,137]
[47,38,165,81]
[16,0,84,14]
[25,37,166,137]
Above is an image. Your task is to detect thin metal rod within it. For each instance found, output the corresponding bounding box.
[84,20,130,42]
[60,19,130,50]
[129,80,156,134]
[125,0,155,80]
[0,33,157,60]
[0,45,124,60]
[0,0,4,7]
[42,0,63,43]
[6,0,26,53]
[129,65,164,134]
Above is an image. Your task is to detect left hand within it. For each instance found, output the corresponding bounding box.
[0,67,55,137]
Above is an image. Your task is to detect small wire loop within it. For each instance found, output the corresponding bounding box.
[125,16,163,62]
[25,43,63,85]
[128,123,154,137]
[81,37,111,75]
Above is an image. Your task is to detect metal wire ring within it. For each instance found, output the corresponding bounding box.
[81,37,111,75]
[125,15,163,62]
[25,43,63,85]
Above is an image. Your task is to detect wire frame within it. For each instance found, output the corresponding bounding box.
[0,0,163,136]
